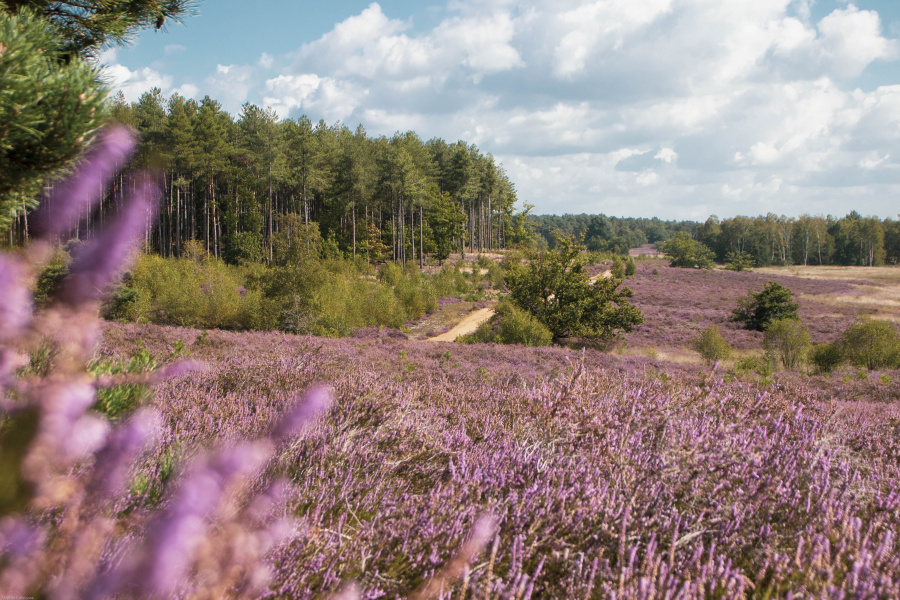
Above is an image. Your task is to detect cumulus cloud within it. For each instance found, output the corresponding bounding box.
[104,0,900,218]
[99,49,172,102]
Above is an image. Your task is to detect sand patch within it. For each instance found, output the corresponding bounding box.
[427,308,495,342]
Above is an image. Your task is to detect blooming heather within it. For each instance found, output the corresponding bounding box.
[3,127,899,598]
[31,125,138,239]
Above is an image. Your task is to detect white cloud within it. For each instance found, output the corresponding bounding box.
[815,5,898,77]
[203,64,258,114]
[263,74,365,122]
[99,49,172,102]
[103,0,900,218]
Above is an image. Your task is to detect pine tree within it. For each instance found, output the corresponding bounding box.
[0,8,107,233]
[2,0,196,59]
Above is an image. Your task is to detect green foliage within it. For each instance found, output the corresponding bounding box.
[724,250,754,271]
[427,187,466,263]
[0,8,108,228]
[763,318,810,371]
[4,0,195,59]
[839,318,900,370]
[732,281,800,331]
[505,234,643,341]
[692,324,732,365]
[459,301,553,347]
[33,248,71,308]
[731,353,776,380]
[115,254,264,329]
[430,264,472,298]
[809,342,844,374]
[658,232,716,269]
[625,256,637,277]
[112,253,450,336]
[88,346,158,420]
[611,256,625,279]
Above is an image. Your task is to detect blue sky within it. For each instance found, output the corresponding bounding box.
[103,0,900,220]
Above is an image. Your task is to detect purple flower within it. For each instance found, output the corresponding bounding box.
[32,125,137,239]
[274,385,332,441]
[0,256,32,341]
[87,408,161,499]
[60,174,160,306]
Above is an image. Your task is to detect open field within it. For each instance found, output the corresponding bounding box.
[94,314,900,598]
[622,264,899,357]
[755,265,900,324]
[80,263,900,598]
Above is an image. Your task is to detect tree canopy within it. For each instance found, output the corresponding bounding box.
[1,0,195,235]
[659,232,716,269]
[505,234,643,341]
[2,0,196,59]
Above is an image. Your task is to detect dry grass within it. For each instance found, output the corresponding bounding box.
[756,265,900,323]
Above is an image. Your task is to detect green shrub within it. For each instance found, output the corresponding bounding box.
[809,342,844,374]
[611,256,625,279]
[839,318,900,370]
[763,318,810,371]
[692,324,732,365]
[733,353,775,378]
[33,248,70,308]
[732,281,800,331]
[658,232,715,269]
[724,251,754,271]
[625,256,637,277]
[505,234,643,341]
[459,302,552,347]
[431,264,470,298]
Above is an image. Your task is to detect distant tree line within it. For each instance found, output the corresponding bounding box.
[530,212,900,266]
[5,88,526,266]
[528,214,697,253]
[696,212,900,267]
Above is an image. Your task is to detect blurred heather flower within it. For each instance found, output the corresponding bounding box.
[60,174,160,306]
[86,408,161,500]
[0,255,32,341]
[31,125,137,239]
[275,384,333,441]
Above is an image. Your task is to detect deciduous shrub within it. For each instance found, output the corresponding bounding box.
[658,232,715,269]
[459,301,553,346]
[839,318,900,370]
[764,318,811,371]
[692,324,732,365]
[732,281,800,331]
[809,342,844,374]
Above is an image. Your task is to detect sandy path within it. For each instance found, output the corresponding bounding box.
[427,308,495,342]
[425,270,613,343]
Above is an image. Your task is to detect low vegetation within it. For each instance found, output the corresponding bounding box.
[458,301,553,346]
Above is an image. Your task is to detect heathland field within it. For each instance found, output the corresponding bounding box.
[93,263,900,598]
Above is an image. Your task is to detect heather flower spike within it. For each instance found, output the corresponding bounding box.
[31,125,138,239]
[60,173,160,306]
[409,513,497,600]
[275,385,333,441]
[0,256,32,341]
